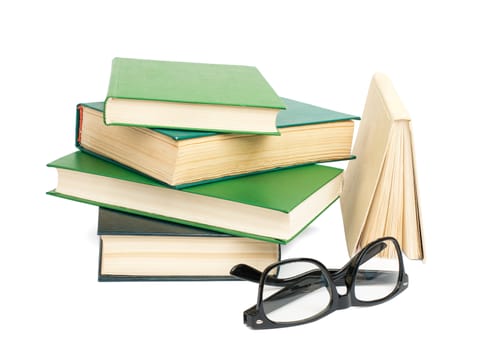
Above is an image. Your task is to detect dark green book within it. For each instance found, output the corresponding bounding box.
[104,57,285,134]
[47,151,343,244]
[97,208,280,281]
[77,97,358,187]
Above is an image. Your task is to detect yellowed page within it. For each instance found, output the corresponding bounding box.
[341,73,411,256]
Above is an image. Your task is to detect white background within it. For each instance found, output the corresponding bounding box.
[2,1,480,348]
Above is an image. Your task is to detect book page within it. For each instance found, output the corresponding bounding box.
[384,123,404,245]
[360,121,423,259]
[341,74,394,255]
[359,127,399,251]
[401,121,423,259]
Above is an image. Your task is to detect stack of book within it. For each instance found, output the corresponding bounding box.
[47,57,360,280]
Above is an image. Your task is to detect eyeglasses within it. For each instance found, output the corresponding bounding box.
[230,236,409,329]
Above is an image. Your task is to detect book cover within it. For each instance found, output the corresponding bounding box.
[340,73,424,260]
[97,208,281,281]
[104,58,286,133]
[47,151,343,244]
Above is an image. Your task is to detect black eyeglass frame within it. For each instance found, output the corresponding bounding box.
[231,236,409,330]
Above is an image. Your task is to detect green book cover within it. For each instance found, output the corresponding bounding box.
[47,151,343,244]
[80,97,359,141]
[106,57,286,109]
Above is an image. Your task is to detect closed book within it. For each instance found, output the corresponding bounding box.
[47,151,343,244]
[97,208,280,281]
[77,98,358,187]
[104,58,285,134]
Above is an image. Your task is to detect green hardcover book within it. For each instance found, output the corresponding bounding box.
[104,57,286,134]
[97,208,280,281]
[77,97,358,187]
[47,151,343,244]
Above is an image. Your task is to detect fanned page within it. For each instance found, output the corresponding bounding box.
[359,125,400,249]
[341,73,423,260]
[386,123,404,246]
[359,121,410,258]
[340,73,394,255]
[352,120,423,259]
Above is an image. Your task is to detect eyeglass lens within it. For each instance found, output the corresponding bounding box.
[354,239,400,302]
[262,261,330,323]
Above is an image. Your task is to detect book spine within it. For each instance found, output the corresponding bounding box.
[75,104,83,147]
[97,236,103,280]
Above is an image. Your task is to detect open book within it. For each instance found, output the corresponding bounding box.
[341,73,424,260]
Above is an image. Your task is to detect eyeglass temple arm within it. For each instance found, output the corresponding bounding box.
[231,242,396,287]
[231,264,324,286]
[230,264,263,284]
[231,258,397,288]
[231,241,386,283]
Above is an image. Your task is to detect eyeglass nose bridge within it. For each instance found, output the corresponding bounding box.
[336,294,352,310]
